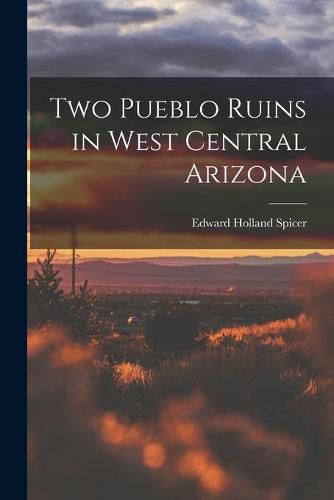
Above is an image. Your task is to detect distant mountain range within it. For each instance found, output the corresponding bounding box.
[27,253,334,291]
[86,252,334,267]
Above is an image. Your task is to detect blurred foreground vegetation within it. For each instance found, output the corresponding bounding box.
[28,252,334,500]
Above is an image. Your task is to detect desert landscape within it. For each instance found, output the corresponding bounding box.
[28,251,334,500]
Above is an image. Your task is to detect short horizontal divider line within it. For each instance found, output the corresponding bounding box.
[268,202,308,206]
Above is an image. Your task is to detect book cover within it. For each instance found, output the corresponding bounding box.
[28,2,334,499]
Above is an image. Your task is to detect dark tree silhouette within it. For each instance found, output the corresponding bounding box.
[28,249,65,327]
[28,251,101,339]
[67,280,99,340]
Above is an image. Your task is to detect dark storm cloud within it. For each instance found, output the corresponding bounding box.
[28,23,322,77]
[208,0,332,25]
[209,0,269,22]
[287,0,329,16]
[29,0,50,4]
[296,36,334,51]
[30,1,176,28]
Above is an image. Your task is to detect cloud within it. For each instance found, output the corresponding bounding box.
[28,22,323,77]
[28,1,333,77]
[296,36,334,51]
[286,0,329,16]
[29,0,176,28]
[209,0,269,22]
[29,0,50,4]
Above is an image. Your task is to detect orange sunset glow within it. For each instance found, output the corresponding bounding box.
[28,248,334,262]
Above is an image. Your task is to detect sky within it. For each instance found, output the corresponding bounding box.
[28,0,334,77]
[28,248,334,262]
[28,1,334,260]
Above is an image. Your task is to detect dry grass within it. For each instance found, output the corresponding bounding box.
[28,275,334,500]
[206,315,308,345]
[28,329,303,500]
[113,362,152,386]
